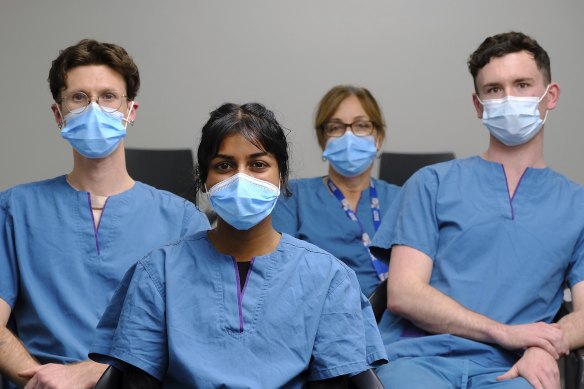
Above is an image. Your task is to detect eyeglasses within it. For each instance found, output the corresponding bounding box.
[59,91,128,114]
[321,120,377,137]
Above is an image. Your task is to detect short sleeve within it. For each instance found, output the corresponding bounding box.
[567,226,584,289]
[90,257,167,381]
[182,202,210,236]
[0,191,19,308]
[371,168,440,261]
[272,186,300,236]
[308,266,387,381]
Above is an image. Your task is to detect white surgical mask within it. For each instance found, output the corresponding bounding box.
[478,85,550,146]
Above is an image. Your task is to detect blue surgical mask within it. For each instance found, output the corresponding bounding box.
[322,132,377,177]
[60,102,132,158]
[207,173,280,230]
[478,85,550,147]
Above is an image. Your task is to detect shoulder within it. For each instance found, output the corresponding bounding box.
[287,177,325,193]
[278,233,354,287]
[372,177,400,195]
[1,176,66,209]
[131,182,205,215]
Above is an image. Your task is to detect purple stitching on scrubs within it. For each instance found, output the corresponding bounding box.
[87,193,100,255]
[502,165,529,221]
[232,257,255,333]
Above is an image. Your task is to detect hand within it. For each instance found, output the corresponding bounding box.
[19,361,107,389]
[494,322,568,359]
[497,347,560,389]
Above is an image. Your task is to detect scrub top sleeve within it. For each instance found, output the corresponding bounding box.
[359,291,388,365]
[90,258,167,381]
[384,168,440,260]
[0,192,18,309]
[308,267,376,381]
[272,186,300,235]
[567,227,584,289]
[182,201,211,235]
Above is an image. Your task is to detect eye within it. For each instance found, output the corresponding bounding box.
[517,82,530,89]
[355,121,371,129]
[101,92,117,102]
[250,160,269,170]
[213,161,233,172]
[70,92,88,103]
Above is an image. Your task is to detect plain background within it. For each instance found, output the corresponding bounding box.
[1,1,583,191]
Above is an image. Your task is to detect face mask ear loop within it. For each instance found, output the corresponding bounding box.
[537,84,552,103]
[123,101,135,129]
[56,103,65,129]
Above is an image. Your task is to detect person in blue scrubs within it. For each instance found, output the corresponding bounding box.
[0,40,210,389]
[372,31,584,388]
[272,86,400,296]
[90,102,387,388]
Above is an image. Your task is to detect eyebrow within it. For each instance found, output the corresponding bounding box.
[213,151,270,160]
[330,115,368,121]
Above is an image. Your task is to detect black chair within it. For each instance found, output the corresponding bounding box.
[378,152,455,186]
[125,148,197,203]
[369,280,583,389]
[125,148,217,224]
[95,365,384,388]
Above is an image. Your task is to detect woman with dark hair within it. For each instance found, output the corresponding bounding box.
[273,85,400,296]
[89,103,386,388]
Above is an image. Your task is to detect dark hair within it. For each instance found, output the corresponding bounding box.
[468,31,551,92]
[314,85,386,149]
[195,103,291,199]
[48,39,140,101]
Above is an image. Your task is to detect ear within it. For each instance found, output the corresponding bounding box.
[51,103,64,128]
[544,83,560,111]
[127,101,139,124]
[472,93,483,119]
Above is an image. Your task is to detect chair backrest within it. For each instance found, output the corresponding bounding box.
[368,279,388,323]
[379,152,455,186]
[125,148,196,203]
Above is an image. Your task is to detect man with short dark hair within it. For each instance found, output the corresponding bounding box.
[373,31,584,388]
[0,39,209,388]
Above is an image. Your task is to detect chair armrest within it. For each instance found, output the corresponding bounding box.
[368,279,388,323]
[94,364,161,389]
[348,369,385,389]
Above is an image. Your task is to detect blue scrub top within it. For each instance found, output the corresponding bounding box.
[90,232,387,388]
[0,176,210,364]
[371,156,584,367]
[272,177,400,296]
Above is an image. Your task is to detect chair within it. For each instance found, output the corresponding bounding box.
[125,148,197,203]
[378,152,455,186]
[368,280,583,389]
[125,148,217,224]
[95,365,384,388]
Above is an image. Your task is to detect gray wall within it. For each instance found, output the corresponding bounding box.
[2,0,583,190]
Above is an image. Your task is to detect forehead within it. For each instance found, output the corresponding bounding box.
[331,95,368,120]
[216,133,268,156]
[64,64,126,92]
[475,51,544,87]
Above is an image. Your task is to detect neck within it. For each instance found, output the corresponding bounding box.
[208,216,281,262]
[68,144,134,196]
[483,130,546,175]
[327,166,372,194]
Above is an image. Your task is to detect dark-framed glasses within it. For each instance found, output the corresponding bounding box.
[321,120,377,137]
[60,91,128,114]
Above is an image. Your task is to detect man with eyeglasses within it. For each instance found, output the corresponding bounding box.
[0,39,209,388]
[371,31,584,388]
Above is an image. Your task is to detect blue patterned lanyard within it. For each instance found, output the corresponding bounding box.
[326,178,388,281]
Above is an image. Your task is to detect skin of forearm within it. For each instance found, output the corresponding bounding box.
[0,325,39,385]
[558,310,584,349]
[388,280,503,344]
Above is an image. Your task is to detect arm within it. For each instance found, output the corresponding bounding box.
[0,299,39,386]
[387,245,568,358]
[557,280,584,349]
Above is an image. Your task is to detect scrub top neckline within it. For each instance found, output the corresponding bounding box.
[205,230,285,261]
[475,155,551,173]
[60,174,139,200]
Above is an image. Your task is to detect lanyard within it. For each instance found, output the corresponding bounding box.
[326,178,387,281]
